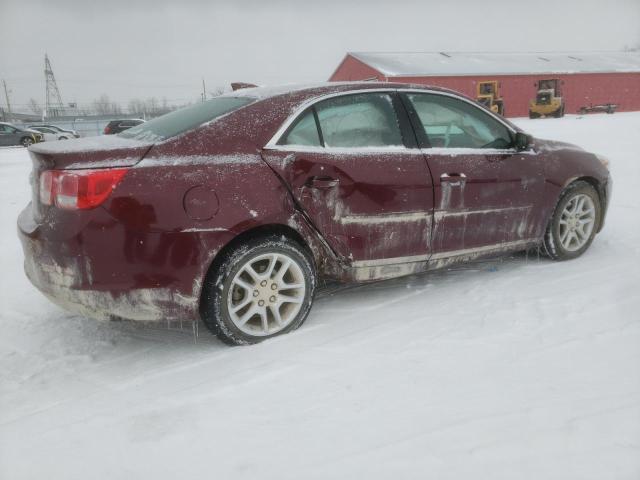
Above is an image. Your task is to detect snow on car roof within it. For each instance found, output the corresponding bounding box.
[223,83,333,99]
[348,51,640,77]
[220,81,416,100]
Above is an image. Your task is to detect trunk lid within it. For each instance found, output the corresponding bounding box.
[28,135,153,170]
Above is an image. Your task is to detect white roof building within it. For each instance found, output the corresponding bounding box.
[344,51,640,77]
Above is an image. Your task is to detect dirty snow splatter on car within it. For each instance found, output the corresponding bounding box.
[1,112,639,479]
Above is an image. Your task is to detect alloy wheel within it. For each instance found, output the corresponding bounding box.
[227,252,306,336]
[558,193,596,252]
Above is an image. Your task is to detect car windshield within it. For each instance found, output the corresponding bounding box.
[119,96,256,142]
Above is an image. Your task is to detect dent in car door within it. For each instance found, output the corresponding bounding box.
[262,92,434,273]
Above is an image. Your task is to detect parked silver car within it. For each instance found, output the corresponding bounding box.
[0,122,43,147]
[28,126,73,141]
[28,124,80,138]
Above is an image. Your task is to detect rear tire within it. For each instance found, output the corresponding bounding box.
[200,234,316,345]
[543,181,601,260]
[20,136,33,147]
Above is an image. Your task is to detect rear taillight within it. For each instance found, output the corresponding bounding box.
[104,125,111,134]
[39,168,129,210]
[39,171,55,205]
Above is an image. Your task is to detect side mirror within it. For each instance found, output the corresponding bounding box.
[515,132,533,151]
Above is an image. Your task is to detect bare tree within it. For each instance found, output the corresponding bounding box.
[92,94,121,115]
[208,86,226,97]
[127,96,181,118]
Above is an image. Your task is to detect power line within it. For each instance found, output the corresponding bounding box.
[7,96,203,108]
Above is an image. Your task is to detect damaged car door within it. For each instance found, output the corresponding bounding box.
[401,91,546,258]
[262,91,434,278]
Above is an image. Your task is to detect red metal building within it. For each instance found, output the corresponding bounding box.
[329,52,640,117]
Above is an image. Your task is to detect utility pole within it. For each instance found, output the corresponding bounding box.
[201,78,206,102]
[2,79,12,122]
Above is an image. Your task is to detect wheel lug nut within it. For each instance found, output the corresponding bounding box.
[253,290,259,297]
[260,280,267,287]
[258,300,265,307]
[271,284,277,290]
[270,296,276,302]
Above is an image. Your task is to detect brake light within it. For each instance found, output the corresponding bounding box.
[104,125,111,134]
[39,168,129,210]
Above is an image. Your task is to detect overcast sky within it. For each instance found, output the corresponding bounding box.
[1,0,639,111]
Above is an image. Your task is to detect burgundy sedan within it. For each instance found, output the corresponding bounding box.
[18,83,611,345]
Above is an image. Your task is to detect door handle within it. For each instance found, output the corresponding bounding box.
[440,173,466,187]
[307,176,339,189]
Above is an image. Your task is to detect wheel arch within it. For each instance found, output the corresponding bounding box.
[196,220,338,315]
[561,175,606,232]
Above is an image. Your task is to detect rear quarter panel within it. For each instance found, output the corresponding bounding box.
[98,100,341,304]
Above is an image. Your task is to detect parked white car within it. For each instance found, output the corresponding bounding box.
[28,126,73,141]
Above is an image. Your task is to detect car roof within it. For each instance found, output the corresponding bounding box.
[224,81,462,102]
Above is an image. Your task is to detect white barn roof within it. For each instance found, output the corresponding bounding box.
[349,51,640,77]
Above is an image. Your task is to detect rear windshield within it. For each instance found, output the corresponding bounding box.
[119,96,256,142]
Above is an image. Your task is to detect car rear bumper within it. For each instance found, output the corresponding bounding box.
[17,203,230,322]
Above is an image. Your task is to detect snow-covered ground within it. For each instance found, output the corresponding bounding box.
[1,113,639,480]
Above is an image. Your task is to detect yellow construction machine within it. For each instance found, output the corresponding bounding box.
[529,79,565,118]
[476,81,505,116]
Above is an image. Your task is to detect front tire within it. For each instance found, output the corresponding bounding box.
[201,234,316,345]
[543,181,601,260]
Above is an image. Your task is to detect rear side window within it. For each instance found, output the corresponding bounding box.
[315,93,403,148]
[278,109,321,147]
[120,96,255,142]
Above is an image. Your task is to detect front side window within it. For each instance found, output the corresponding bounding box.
[406,93,513,149]
[314,93,403,148]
